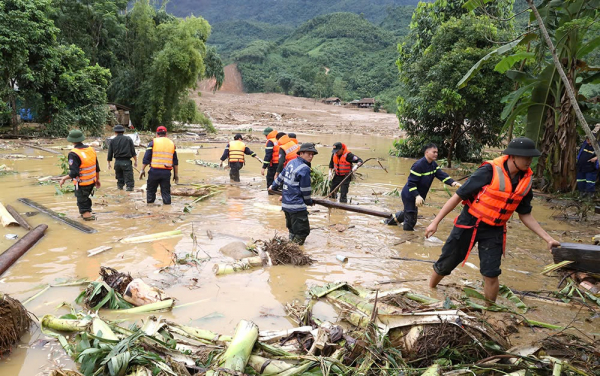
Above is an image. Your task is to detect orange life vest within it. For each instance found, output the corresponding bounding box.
[151,137,175,169]
[455,155,533,265]
[281,139,300,166]
[228,140,246,163]
[333,145,352,175]
[71,146,97,186]
[266,130,279,165]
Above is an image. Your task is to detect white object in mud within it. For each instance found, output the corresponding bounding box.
[424,236,444,244]
[123,278,168,306]
[219,241,254,260]
[336,255,348,263]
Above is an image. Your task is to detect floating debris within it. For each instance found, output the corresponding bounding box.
[0,293,31,354]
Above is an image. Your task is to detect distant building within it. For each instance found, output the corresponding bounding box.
[358,98,375,108]
[323,97,341,105]
[108,103,131,126]
[348,99,360,108]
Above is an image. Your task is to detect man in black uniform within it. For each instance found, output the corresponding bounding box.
[59,130,101,220]
[107,124,137,191]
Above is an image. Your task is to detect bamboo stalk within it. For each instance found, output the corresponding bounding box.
[121,230,182,244]
[207,320,259,375]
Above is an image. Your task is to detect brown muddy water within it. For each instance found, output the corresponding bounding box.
[0,132,598,374]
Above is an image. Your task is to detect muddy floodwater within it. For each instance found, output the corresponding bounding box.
[0,132,598,375]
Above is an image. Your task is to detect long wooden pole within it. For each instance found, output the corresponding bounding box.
[0,224,48,276]
[270,191,391,218]
[5,204,31,230]
[18,198,96,234]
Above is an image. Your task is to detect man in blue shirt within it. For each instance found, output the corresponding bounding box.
[269,143,318,245]
[384,143,460,230]
[576,135,599,197]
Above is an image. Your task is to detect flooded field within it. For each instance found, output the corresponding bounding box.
[0,131,598,375]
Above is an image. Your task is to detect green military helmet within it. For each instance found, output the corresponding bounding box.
[502,137,541,157]
[66,130,85,143]
[263,127,274,135]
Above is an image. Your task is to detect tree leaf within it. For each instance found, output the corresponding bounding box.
[501,83,536,120]
[494,51,535,74]
[577,36,600,58]
[457,37,524,89]
[525,65,559,145]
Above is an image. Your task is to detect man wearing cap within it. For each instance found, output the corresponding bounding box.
[261,127,279,189]
[219,133,260,182]
[425,137,560,302]
[329,142,363,203]
[576,135,599,197]
[59,130,101,221]
[139,126,178,205]
[107,125,137,191]
[269,143,318,245]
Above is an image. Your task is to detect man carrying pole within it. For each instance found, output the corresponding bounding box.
[328,142,363,203]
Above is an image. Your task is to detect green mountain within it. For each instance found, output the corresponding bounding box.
[166,0,422,25]
[233,12,405,112]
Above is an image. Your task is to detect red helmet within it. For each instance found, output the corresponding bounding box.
[156,126,167,134]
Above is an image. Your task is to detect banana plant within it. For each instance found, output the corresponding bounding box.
[459,0,600,191]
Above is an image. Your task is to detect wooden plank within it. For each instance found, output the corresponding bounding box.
[595,206,600,214]
[552,242,600,273]
[87,246,113,257]
[5,204,32,230]
[18,198,96,234]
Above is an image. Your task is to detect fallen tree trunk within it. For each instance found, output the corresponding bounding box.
[18,198,96,234]
[0,224,48,276]
[19,143,63,155]
[5,204,31,230]
[552,243,600,273]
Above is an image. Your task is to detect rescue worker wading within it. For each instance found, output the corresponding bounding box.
[269,143,318,245]
[261,127,279,189]
[59,130,101,221]
[328,142,363,203]
[220,133,260,182]
[576,135,599,197]
[426,137,560,302]
[107,124,137,191]
[385,143,460,230]
[275,133,300,178]
[139,126,178,205]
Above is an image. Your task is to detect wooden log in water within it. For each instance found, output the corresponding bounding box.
[552,243,600,273]
[18,198,96,234]
[19,143,62,155]
[268,190,391,218]
[5,205,31,230]
[0,224,48,276]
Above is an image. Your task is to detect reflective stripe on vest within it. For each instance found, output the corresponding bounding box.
[151,137,175,169]
[282,141,300,166]
[267,137,280,165]
[333,151,352,175]
[71,147,97,186]
[228,140,246,163]
[466,155,533,226]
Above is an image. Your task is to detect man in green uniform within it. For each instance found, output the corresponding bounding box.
[107,124,137,191]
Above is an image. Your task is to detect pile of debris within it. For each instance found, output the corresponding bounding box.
[76,267,173,311]
[42,283,598,375]
[0,293,31,354]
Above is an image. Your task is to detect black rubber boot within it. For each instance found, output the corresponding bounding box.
[384,211,404,225]
[403,211,417,231]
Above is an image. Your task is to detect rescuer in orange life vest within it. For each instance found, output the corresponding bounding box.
[139,126,178,205]
[261,127,279,189]
[59,130,101,221]
[425,137,560,302]
[219,133,260,182]
[275,132,300,178]
[329,142,363,203]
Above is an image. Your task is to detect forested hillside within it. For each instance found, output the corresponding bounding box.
[166,0,421,25]
[231,12,405,112]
